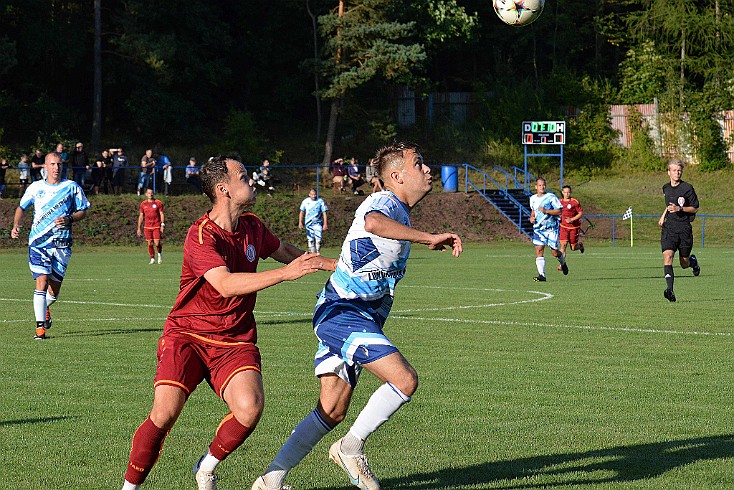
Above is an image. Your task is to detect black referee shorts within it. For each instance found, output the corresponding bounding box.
[661,225,693,257]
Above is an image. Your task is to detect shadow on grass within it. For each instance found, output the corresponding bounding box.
[316,434,734,489]
[0,415,77,427]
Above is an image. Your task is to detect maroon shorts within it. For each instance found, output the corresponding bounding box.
[144,227,162,241]
[153,332,261,399]
[559,226,580,245]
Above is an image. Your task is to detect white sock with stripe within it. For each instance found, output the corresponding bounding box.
[33,290,47,322]
[342,382,411,455]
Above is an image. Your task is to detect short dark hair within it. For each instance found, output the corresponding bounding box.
[200,153,242,202]
[562,185,571,191]
[373,141,421,182]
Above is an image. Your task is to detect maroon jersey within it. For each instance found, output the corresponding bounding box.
[560,198,582,229]
[164,212,280,344]
[140,199,164,228]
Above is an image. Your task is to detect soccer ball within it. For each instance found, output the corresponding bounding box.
[493,0,545,27]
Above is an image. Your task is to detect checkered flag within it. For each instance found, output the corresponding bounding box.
[622,206,633,220]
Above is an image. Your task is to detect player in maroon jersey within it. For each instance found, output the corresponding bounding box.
[122,154,337,490]
[557,185,584,271]
[137,188,165,264]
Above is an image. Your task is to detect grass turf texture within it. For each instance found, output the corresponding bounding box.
[0,243,733,489]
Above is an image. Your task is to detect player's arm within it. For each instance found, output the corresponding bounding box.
[203,252,327,298]
[658,209,667,227]
[271,241,338,271]
[298,210,305,229]
[53,209,86,228]
[137,211,144,235]
[159,209,165,230]
[322,211,328,230]
[10,206,26,239]
[364,212,462,257]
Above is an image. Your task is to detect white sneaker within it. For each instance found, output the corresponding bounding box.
[251,475,291,490]
[328,438,380,490]
[149,258,155,265]
[193,458,218,490]
[157,253,162,264]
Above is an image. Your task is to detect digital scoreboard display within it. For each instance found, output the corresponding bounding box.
[522,121,565,145]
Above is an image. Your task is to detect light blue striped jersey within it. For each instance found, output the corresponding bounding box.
[19,179,90,248]
[529,192,561,230]
[300,197,328,228]
[314,190,411,327]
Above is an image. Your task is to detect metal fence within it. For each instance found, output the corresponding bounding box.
[582,214,733,248]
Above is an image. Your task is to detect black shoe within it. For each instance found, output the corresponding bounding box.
[561,262,569,275]
[690,254,700,277]
[664,288,676,302]
[534,274,546,282]
[579,242,585,254]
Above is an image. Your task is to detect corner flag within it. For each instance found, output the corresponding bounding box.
[622,206,633,246]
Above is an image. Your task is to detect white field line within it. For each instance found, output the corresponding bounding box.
[1,291,729,336]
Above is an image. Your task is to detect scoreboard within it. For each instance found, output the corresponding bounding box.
[522,121,565,145]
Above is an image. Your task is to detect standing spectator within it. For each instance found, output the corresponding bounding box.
[69,142,89,187]
[556,185,584,271]
[18,154,31,196]
[30,149,45,182]
[161,155,173,196]
[120,154,332,490]
[111,148,128,195]
[659,158,700,302]
[365,158,383,193]
[137,188,165,265]
[138,149,155,195]
[89,156,105,195]
[299,188,328,253]
[11,152,91,340]
[155,152,169,193]
[0,158,10,198]
[347,157,365,195]
[54,143,69,180]
[529,178,567,282]
[252,142,462,490]
[185,157,201,194]
[331,158,347,195]
[252,158,275,195]
[101,148,114,194]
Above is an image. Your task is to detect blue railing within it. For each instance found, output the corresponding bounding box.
[463,163,531,236]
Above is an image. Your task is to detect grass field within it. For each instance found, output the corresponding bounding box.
[1,243,733,489]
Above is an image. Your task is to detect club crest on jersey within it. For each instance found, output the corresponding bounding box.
[677,197,685,207]
[246,243,256,262]
[37,190,46,198]
[152,204,157,209]
[566,203,572,209]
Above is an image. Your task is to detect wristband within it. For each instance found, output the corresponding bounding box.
[160,222,165,226]
[68,215,74,224]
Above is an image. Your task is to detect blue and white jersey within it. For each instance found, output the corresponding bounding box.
[300,197,328,228]
[19,179,90,248]
[314,190,411,328]
[529,192,561,231]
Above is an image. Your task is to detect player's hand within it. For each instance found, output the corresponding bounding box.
[323,224,328,231]
[427,233,463,257]
[298,223,304,229]
[11,226,20,239]
[136,229,142,237]
[281,252,323,280]
[53,216,71,227]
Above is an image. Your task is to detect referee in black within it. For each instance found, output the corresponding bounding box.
[658,158,700,302]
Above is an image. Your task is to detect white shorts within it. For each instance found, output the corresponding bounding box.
[532,227,560,249]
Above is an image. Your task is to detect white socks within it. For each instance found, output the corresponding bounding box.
[535,257,546,276]
[33,290,46,322]
[347,382,411,449]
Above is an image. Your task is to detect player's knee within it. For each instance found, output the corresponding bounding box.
[228,391,265,424]
[393,366,419,397]
[149,406,181,431]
